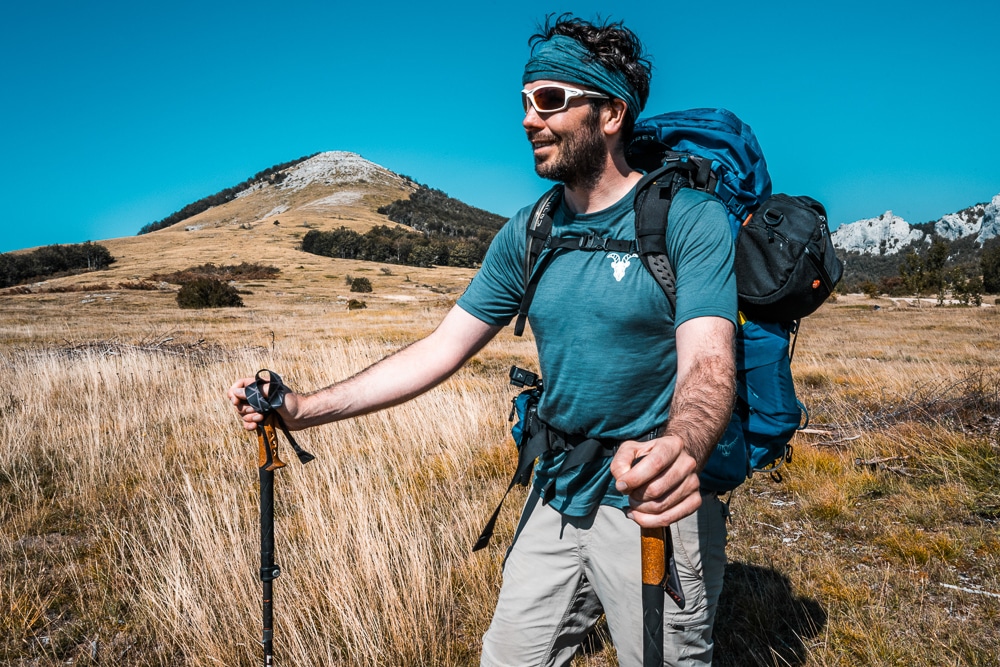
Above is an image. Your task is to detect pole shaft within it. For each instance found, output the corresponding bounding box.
[260,466,275,665]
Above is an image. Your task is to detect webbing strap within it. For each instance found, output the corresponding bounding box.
[472,421,663,551]
[246,369,315,465]
[515,188,641,337]
[472,426,551,551]
[514,186,562,337]
[546,235,637,253]
[515,249,558,337]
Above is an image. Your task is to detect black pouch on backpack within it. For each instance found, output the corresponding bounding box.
[735,194,844,322]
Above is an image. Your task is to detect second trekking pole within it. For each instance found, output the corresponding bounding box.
[257,414,283,665]
[246,370,315,666]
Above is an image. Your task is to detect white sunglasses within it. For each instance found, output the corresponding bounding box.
[521,84,610,113]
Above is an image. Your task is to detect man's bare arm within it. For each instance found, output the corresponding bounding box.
[609,315,736,527]
[228,306,503,431]
[662,319,736,469]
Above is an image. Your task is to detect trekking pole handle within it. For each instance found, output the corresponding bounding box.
[640,526,666,586]
[632,455,666,586]
[257,414,287,472]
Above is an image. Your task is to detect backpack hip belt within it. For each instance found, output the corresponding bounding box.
[472,418,663,551]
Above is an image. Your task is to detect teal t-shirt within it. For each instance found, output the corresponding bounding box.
[457,186,736,516]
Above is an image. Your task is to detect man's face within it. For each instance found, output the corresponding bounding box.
[522,80,609,191]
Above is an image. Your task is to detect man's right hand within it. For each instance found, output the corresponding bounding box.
[227,377,303,432]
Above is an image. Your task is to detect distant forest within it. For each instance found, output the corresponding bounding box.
[839,235,1000,299]
[137,153,319,235]
[302,186,507,268]
[0,242,115,288]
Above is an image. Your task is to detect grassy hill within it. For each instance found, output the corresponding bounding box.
[0,154,490,309]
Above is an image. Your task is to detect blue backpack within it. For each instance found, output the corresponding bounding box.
[512,108,840,492]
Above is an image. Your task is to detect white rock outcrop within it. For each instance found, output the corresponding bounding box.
[831,211,925,256]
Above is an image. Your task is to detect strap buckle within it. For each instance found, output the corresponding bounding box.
[578,234,607,251]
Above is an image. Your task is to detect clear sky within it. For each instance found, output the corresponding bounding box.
[2,0,998,253]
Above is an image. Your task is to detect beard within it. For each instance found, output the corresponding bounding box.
[530,106,607,190]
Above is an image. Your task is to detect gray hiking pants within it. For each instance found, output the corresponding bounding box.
[481,489,728,667]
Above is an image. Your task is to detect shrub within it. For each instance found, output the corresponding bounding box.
[176,278,244,309]
[150,262,279,284]
[0,241,115,288]
[350,277,373,293]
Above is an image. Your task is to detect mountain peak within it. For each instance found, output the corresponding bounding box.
[236,151,405,199]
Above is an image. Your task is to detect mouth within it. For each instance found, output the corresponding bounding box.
[529,134,558,155]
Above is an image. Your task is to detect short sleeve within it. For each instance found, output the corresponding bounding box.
[666,189,738,327]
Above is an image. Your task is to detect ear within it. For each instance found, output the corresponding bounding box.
[601,98,629,136]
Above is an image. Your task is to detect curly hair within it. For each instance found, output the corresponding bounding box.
[529,14,652,138]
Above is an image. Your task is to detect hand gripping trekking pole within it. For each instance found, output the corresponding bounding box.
[245,370,315,666]
[635,454,685,667]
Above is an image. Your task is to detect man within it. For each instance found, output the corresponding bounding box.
[230,15,736,666]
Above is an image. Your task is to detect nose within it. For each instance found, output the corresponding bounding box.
[522,104,545,131]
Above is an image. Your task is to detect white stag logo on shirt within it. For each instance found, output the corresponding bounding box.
[606,252,638,282]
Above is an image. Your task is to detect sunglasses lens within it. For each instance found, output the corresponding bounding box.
[533,86,568,111]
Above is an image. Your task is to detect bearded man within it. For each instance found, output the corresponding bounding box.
[230,15,736,666]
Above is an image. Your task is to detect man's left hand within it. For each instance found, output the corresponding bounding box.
[610,435,703,527]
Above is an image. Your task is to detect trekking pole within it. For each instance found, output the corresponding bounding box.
[245,370,315,666]
[634,450,686,667]
[640,526,665,667]
[640,526,685,667]
[258,415,283,665]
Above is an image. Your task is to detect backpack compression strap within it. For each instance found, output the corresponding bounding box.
[245,369,316,465]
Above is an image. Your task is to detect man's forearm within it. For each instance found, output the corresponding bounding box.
[290,306,502,429]
[663,352,735,469]
[295,339,459,427]
[666,317,736,470]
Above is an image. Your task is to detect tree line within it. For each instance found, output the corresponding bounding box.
[302,185,507,268]
[301,225,489,268]
[137,153,319,235]
[376,185,507,239]
[0,242,115,288]
[849,238,1000,303]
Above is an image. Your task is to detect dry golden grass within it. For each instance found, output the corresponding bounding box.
[2,255,999,666]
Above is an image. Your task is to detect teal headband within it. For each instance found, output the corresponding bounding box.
[522,35,642,120]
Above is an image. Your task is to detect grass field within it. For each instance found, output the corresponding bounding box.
[1,269,998,665]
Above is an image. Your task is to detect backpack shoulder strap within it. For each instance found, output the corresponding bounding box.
[633,163,697,313]
[514,185,563,337]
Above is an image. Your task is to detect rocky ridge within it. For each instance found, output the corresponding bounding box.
[832,193,1000,256]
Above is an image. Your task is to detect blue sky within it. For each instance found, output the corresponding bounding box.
[2,0,998,253]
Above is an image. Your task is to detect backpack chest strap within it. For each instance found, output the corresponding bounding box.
[514,230,638,337]
[546,234,637,254]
